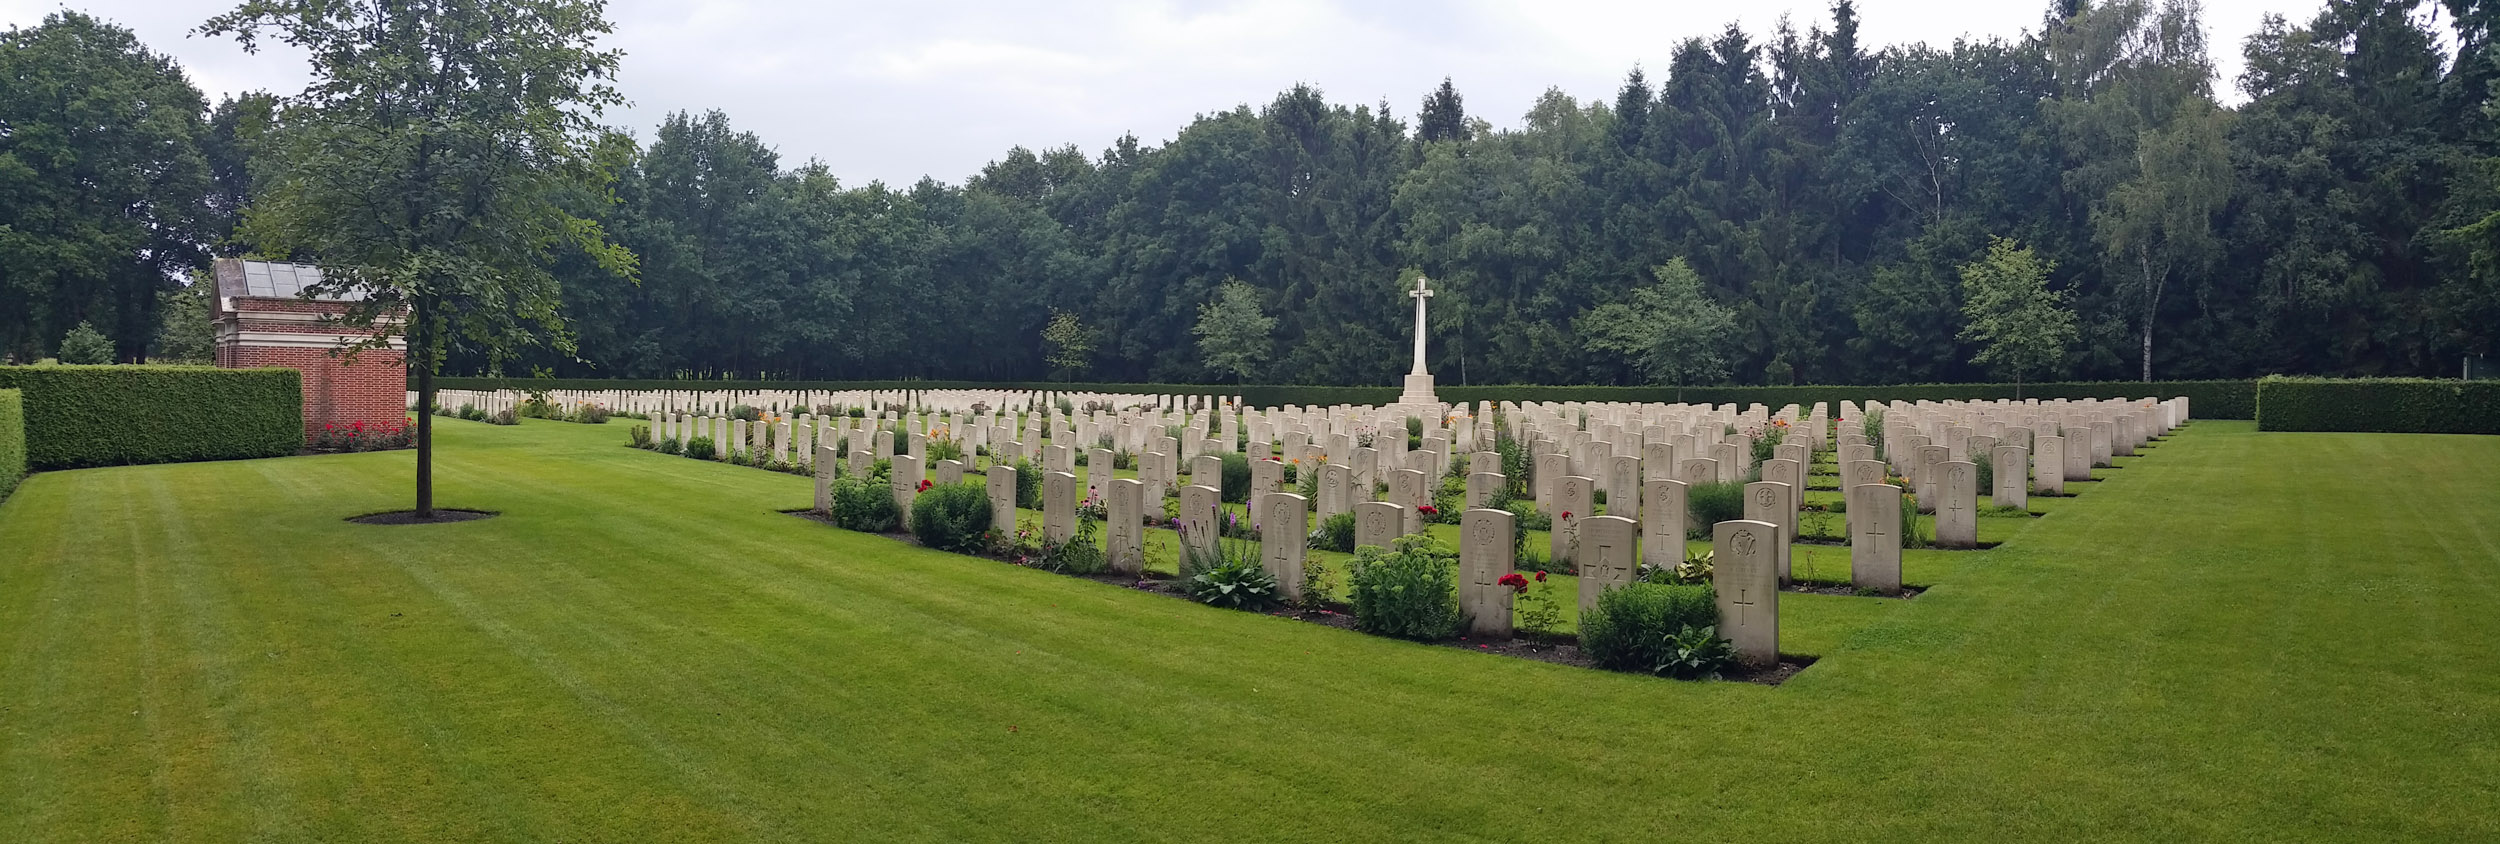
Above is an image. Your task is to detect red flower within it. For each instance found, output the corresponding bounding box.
[1417,504,1438,516]
[1497,572,1528,593]
[1534,571,1547,582]
[916,479,932,492]
[1561,511,1572,520]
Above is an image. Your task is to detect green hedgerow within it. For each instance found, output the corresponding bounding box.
[829,476,899,533]
[1579,582,1721,675]
[0,365,301,469]
[0,389,23,502]
[1347,535,1462,641]
[909,481,992,553]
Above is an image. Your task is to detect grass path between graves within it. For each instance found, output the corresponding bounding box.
[2,417,2495,841]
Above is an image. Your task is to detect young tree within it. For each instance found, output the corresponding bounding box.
[57,322,114,365]
[1040,309,1095,381]
[201,0,637,519]
[1576,258,1738,392]
[1957,237,2077,396]
[1192,279,1276,382]
[2049,0,2230,381]
[152,278,218,364]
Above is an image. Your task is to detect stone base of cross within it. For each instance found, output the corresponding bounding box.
[1397,372,1438,409]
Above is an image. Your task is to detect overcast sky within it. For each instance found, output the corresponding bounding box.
[8,0,2364,187]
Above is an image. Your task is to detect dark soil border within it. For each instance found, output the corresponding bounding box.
[346,508,498,525]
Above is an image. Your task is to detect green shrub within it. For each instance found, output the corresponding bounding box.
[57,322,114,365]
[571,404,611,424]
[656,436,683,456]
[1310,510,1357,552]
[1347,535,1462,641]
[909,481,992,553]
[627,424,652,448]
[684,435,716,460]
[1012,457,1043,509]
[0,389,24,502]
[2256,376,2500,434]
[1040,518,1108,575]
[729,404,761,422]
[1578,582,1721,674]
[1219,451,1252,502]
[1686,481,1745,537]
[0,365,302,470]
[829,476,899,532]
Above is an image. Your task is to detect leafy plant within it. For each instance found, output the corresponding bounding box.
[729,404,761,422]
[488,408,518,426]
[1040,517,1107,575]
[656,437,682,456]
[1347,535,1462,641]
[1901,491,1930,549]
[1579,582,1719,673]
[1298,555,1331,608]
[1309,510,1357,552]
[626,424,651,448]
[1649,624,1736,680]
[1637,548,1713,585]
[1514,570,1564,635]
[909,481,992,553]
[1184,544,1283,612]
[829,476,899,532]
[684,435,716,460]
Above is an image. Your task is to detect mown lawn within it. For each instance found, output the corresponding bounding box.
[2,417,2494,841]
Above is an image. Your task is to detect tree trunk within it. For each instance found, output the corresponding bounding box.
[416,361,434,519]
[2140,322,2153,383]
[414,299,435,519]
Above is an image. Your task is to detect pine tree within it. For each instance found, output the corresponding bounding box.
[1418,77,1470,143]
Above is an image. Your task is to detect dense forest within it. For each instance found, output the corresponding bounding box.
[4,0,2497,386]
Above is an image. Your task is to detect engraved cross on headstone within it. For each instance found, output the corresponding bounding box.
[1730,586,1755,625]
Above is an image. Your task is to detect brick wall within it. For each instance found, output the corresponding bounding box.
[213,294,408,440]
[225,345,408,435]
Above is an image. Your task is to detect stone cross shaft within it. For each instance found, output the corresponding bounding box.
[1408,274,1433,377]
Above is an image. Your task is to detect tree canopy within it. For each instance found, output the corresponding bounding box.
[3,0,2496,385]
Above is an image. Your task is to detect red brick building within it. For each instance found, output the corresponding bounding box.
[210,259,407,438]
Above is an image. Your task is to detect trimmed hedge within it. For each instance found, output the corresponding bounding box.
[0,389,23,502]
[0,366,304,470]
[438,376,2255,419]
[2256,376,2500,434]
